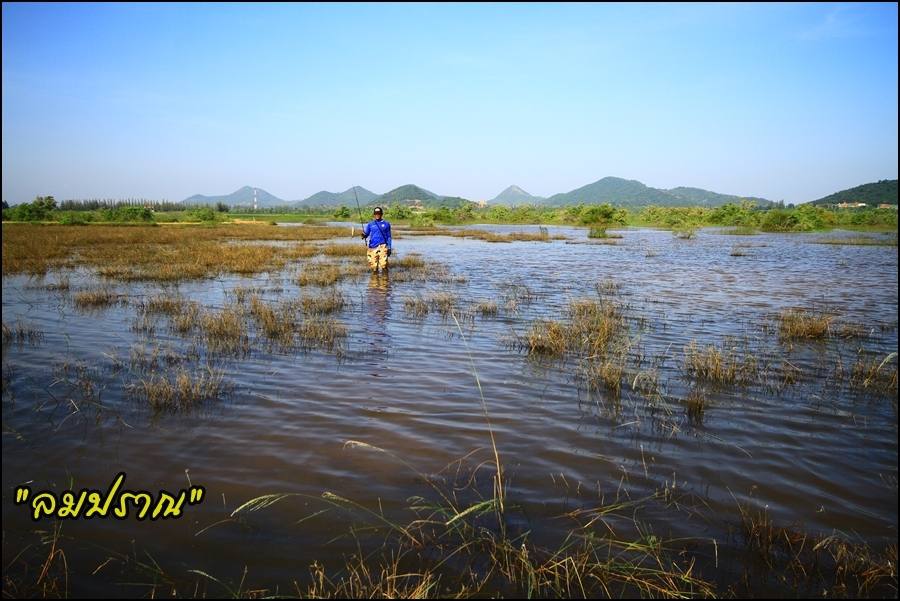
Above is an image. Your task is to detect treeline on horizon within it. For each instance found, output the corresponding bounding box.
[2,196,897,232]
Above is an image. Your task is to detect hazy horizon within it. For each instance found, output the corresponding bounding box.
[3,3,898,204]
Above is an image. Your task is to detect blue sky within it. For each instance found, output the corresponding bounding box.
[2,2,897,204]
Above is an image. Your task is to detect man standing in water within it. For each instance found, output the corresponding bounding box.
[361,206,392,272]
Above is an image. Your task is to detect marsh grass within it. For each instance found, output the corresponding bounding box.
[130,344,193,372]
[404,297,429,318]
[1,223,344,279]
[673,227,697,239]
[583,356,626,398]
[850,352,898,396]
[595,278,619,295]
[737,502,897,597]
[684,389,708,424]
[813,236,898,246]
[1,320,44,346]
[73,287,124,309]
[392,253,426,269]
[521,299,626,360]
[683,339,759,386]
[301,290,346,315]
[428,291,459,317]
[322,242,367,256]
[295,263,343,287]
[588,227,622,239]
[730,244,751,256]
[474,300,498,317]
[249,296,297,347]
[227,285,265,304]
[778,309,834,340]
[524,319,569,356]
[435,228,560,243]
[128,367,226,411]
[199,306,250,355]
[296,317,347,351]
[42,275,71,292]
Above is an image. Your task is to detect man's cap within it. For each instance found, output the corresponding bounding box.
[373,206,383,214]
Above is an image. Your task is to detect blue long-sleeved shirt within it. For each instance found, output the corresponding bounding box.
[363,219,392,250]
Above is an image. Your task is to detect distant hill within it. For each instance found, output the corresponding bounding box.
[301,186,377,207]
[372,184,439,205]
[810,179,898,206]
[543,177,773,208]
[366,184,477,209]
[665,186,772,207]
[183,186,288,207]
[489,185,546,205]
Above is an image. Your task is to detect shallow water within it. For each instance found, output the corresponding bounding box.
[2,226,897,596]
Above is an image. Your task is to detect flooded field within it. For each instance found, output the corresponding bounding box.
[2,223,897,597]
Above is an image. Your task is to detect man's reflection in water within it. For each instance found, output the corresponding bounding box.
[363,271,392,373]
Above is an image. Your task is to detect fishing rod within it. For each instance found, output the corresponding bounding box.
[353,186,367,245]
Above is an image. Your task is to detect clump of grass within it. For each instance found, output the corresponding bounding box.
[737,502,897,597]
[428,291,458,317]
[521,299,625,359]
[170,302,200,335]
[129,367,225,411]
[569,299,625,357]
[524,319,568,356]
[392,254,426,269]
[296,317,347,351]
[404,297,429,318]
[684,389,707,424]
[588,227,622,239]
[672,227,697,239]
[322,243,367,256]
[43,275,71,291]
[73,287,123,309]
[474,300,498,317]
[228,285,265,304]
[778,309,833,340]
[129,344,188,372]
[683,339,758,385]
[1,321,44,346]
[138,293,196,316]
[730,244,750,256]
[301,290,345,315]
[131,312,157,336]
[296,263,342,287]
[850,352,898,396]
[199,306,249,355]
[595,278,619,295]
[583,357,625,398]
[249,296,296,347]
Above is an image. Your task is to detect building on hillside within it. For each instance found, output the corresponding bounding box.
[836,202,868,208]
[877,203,897,210]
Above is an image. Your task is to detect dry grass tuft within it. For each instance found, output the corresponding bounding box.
[778,309,834,340]
[199,305,249,355]
[683,340,759,385]
[428,292,458,317]
[296,317,347,350]
[73,287,124,309]
[301,290,346,315]
[129,367,225,411]
[404,297,429,318]
[474,300,499,317]
[2,321,44,346]
[296,263,343,287]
